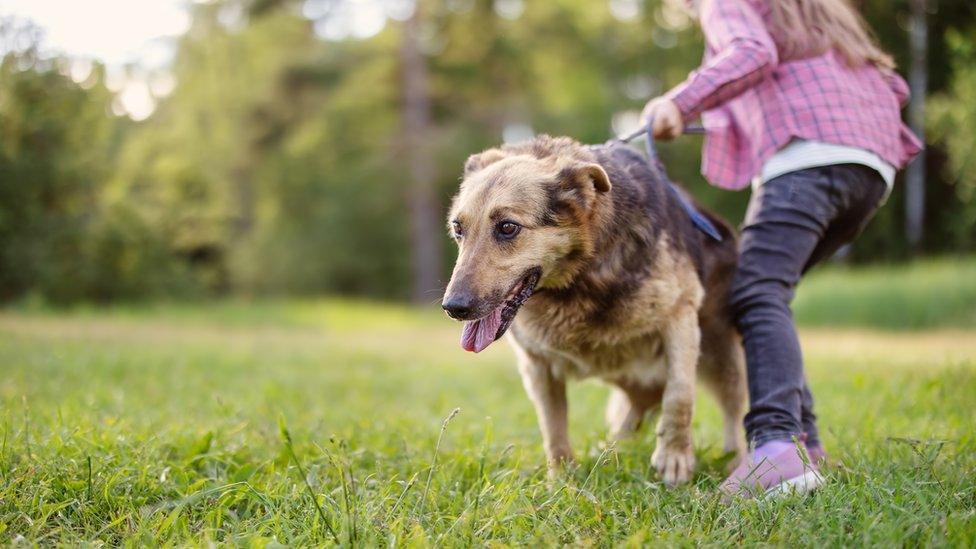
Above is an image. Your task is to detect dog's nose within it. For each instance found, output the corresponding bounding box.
[442,295,475,319]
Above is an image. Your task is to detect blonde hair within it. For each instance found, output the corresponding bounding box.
[768,0,894,68]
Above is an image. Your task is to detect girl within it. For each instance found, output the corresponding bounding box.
[641,0,922,496]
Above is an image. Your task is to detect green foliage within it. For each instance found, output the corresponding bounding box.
[0,22,194,302]
[929,27,976,249]
[0,28,122,302]
[2,285,975,544]
[109,4,416,298]
[794,256,976,330]
[84,204,202,301]
[1,2,975,303]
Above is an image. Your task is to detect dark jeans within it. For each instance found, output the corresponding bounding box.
[730,164,887,447]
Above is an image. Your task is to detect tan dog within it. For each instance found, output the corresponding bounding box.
[442,135,747,486]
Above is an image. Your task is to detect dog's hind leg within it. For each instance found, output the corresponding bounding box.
[606,382,664,440]
[606,388,644,440]
[514,347,573,474]
[700,327,748,469]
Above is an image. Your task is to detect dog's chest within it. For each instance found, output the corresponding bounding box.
[510,315,669,384]
[509,246,699,384]
[551,336,668,384]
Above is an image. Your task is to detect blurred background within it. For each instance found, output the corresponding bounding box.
[0,0,973,306]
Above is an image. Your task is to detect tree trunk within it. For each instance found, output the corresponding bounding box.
[400,5,443,304]
[905,0,928,252]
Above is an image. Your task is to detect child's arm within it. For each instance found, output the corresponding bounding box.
[664,0,779,122]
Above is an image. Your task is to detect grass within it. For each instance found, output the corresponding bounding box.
[794,256,976,330]
[1,260,975,545]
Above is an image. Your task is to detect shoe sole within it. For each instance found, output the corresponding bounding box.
[764,469,824,497]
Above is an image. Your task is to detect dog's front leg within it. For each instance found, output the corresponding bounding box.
[652,307,700,486]
[515,348,572,474]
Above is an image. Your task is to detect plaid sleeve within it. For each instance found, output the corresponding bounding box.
[665,0,778,121]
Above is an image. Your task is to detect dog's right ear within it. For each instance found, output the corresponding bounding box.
[575,163,611,193]
[559,162,612,194]
[547,162,612,221]
[464,149,506,175]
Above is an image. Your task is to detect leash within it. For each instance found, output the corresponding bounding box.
[615,120,724,242]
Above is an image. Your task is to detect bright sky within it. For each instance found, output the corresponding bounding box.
[0,0,424,65]
[0,0,404,119]
[1,0,190,65]
[1,0,194,119]
[0,0,662,121]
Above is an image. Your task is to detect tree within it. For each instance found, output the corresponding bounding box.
[0,20,124,302]
[929,27,976,248]
[400,3,442,304]
[904,0,928,252]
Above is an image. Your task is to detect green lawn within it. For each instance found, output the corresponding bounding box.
[2,262,975,545]
[794,257,976,330]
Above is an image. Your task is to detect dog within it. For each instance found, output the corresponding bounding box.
[441,135,747,486]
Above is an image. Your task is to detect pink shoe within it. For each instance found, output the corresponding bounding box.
[805,442,828,466]
[720,440,824,499]
[799,432,828,466]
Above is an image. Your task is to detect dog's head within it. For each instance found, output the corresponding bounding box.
[442,136,612,352]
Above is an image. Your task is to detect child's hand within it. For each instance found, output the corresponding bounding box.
[640,98,684,140]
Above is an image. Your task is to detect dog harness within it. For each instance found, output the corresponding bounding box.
[614,120,724,242]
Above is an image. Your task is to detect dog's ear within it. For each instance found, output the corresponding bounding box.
[578,163,611,193]
[464,149,506,175]
[561,162,612,194]
[546,162,612,222]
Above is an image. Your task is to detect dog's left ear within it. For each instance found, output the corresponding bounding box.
[563,163,611,193]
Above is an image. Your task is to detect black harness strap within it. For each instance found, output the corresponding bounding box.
[615,120,724,242]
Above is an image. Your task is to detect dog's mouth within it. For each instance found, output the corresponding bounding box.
[460,267,541,353]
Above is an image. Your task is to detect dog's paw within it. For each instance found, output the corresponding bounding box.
[546,445,575,474]
[546,460,575,481]
[652,443,695,486]
[545,451,576,483]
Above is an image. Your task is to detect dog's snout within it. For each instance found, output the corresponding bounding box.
[442,294,476,320]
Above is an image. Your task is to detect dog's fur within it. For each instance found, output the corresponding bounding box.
[443,135,747,485]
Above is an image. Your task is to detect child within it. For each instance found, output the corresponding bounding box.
[641,0,922,496]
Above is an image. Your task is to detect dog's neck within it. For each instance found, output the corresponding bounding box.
[532,179,664,317]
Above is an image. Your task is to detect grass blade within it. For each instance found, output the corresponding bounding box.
[418,407,460,521]
[279,416,340,545]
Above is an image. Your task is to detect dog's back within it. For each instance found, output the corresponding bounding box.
[596,142,738,291]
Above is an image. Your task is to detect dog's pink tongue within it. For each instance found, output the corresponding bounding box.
[460,306,504,353]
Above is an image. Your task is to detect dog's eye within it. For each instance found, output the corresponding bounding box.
[495,221,521,239]
[452,221,463,239]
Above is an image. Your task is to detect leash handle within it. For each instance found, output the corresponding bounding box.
[618,118,724,243]
[617,122,705,143]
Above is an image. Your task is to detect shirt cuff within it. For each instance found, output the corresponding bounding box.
[664,80,702,123]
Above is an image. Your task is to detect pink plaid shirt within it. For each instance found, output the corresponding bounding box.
[665,0,923,189]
